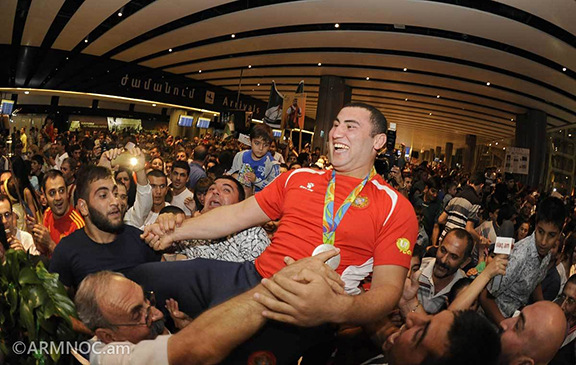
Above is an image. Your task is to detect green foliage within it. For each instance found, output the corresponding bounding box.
[0,250,79,364]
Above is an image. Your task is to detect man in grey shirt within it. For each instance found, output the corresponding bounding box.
[480,197,565,323]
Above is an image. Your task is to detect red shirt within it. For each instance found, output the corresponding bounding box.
[254,168,418,294]
[43,206,85,245]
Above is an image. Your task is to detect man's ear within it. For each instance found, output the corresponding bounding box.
[373,133,387,151]
[95,328,116,345]
[77,198,89,217]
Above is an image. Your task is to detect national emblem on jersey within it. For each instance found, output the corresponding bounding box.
[396,238,412,255]
[352,195,369,209]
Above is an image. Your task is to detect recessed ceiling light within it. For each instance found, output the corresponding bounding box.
[152,104,156,107]
[231,34,236,38]
[318,63,322,66]
[495,142,499,145]
[486,82,491,86]
[366,77,370,80]
[257,83,260,86]
[503,147,506,150]
[510,118,514,121]
[118,12,122,17]
[24,91,29,94]
[562,67,567,72]
[84,39,88,43]
[66,57,69,60]
[199,70,202,73]
[248,65,252,69]
[489,143,492,146]
[168,48,172,52]
[429,112,432,115]
[405,98,408,101]
[436,95,440,98]
[403,68,407,71]
[334,23,340,28]
[569,134,573,137]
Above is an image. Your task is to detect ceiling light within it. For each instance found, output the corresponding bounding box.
[436,95,440,98]
[429,112,432,116]
[318,63,322,66]
[257,83,260,86]
[489,143,492,146]
[24,91,29,94]
[334,23,340,28]
[84,39,88,43]
[562,67,567,72]
[366,77,370,80]
[231,34,236,38]
[403,68,407,71]
[486,82,491,86]
[66,57,69,60]
[152,104,156,107]
[503,147,506,150]
[405,98,408,101]
[510,118,514,121]
[248,65,252,69]
[198,70,202,73]
[168,48,172,52]
[569,134,572,137]
[495,142,498,145]
[118,12,122,17]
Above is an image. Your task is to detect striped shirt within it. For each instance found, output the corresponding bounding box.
[418,257,466,314]
[439,186,481,243]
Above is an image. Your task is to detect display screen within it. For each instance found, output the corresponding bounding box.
[178,115,194,127]
[273,130,282,138]
[1,100,14,115]
[197,117,210,129]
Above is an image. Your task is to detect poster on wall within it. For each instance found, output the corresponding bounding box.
[282,93,306,130]
[504,147,530,175]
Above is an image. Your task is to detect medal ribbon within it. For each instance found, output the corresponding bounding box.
[322,167,376,245]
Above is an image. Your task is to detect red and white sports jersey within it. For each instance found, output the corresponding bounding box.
[254,168,418,294]
[43,206,85,245]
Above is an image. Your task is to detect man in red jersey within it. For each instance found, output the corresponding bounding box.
[28,169,84,256]
[132,103,418,363]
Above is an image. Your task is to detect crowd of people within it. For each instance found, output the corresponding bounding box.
[0,103,575,364]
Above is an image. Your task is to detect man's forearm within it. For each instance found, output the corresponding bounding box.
[334,285,402,326]
[171,197,269,242]
[168,286,268,365]
[479,289,505,325]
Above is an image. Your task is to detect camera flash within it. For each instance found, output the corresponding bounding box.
[130,158,138,166]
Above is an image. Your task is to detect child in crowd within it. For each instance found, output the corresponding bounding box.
[230,124,280,195]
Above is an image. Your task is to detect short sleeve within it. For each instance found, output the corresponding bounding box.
[373,196,419,269]
[468,204,481,225]
[488,246,523,297]
[49,243,73,287]
[253,170,292,221]
[444,198,454,214]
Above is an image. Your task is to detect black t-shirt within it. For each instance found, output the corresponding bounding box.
[49,225,162,288]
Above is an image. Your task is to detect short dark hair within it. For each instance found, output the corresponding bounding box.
[76,166,113,202]
[159,205,185,216]
[193,177,214,210]
[172,161,190,176]
[567,274,576,287]
[344,102,388,137]
[536,197,566,230]
[0,194,12,211]
[193,145,208,162]
[422,310,501,365]
[42,169,65,191]
[250,123,273,144]
[62,157,79,171]
[147,169,167,182]
[469,172,485,186]
[444,228,474,259]
[31,154,44,166]
[214,176,245,202]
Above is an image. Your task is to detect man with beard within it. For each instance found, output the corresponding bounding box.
[417,228,472,314]
[49,165,161,289]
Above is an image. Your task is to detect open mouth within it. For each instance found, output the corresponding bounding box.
[333,143,350,152]
[208,200,221,208]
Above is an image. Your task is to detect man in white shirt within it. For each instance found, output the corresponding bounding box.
[75,250,343,365]
[169,161,194,216]
[0,194,40,256]
[54,136,69,170]
[142,169,170,229]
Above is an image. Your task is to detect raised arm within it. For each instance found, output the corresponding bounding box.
[142,196,271,250]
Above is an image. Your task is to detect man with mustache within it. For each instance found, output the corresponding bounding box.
[49,165,161,289]
[417,228,473,314]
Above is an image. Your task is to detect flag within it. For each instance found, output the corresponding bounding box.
[263,81,284,129]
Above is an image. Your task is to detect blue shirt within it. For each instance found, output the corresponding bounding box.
[188,161,207,189]
[231,150,280,192]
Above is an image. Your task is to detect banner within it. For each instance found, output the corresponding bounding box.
[504,147,530,175]
[282,93,306,130]
[263,81,285,128]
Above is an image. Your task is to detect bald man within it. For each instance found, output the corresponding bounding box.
[499,301,566,365]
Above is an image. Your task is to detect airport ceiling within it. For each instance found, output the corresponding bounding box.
[2,0,576,150]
